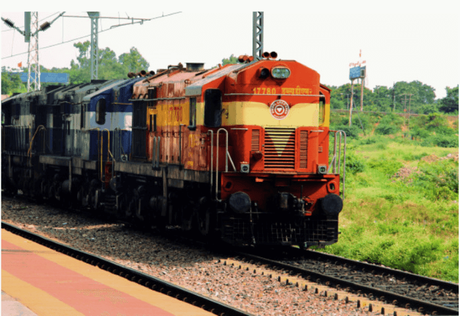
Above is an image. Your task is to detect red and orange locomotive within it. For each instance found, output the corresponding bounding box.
[2,51,345,248]
[115,52,346,247]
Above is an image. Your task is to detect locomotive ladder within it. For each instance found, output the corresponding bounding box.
[328,130,347,199]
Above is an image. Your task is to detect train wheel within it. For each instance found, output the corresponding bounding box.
[197,208,211,237]
[180,204,195,232]
[116,194,128,220]
[126,198,135,219]
[87,179,100,211]
[32,177,43,203]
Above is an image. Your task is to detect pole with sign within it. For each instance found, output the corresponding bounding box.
[348,50,367,126]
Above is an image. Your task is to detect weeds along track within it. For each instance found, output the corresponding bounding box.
[236,248,459,315]
[2,222,250,316]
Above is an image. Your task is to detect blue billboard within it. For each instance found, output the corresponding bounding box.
[349,66,361,80]
[349,66,366,80]
[11,72,69,84]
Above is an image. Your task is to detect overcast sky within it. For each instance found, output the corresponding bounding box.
[1,1,459,99]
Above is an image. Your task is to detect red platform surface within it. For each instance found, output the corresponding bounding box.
[2,229,214,316]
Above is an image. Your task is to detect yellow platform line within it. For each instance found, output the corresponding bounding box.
[2,230,213,316]
[2,270,84,316]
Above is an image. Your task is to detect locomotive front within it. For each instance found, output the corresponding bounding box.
[205,56,345,247]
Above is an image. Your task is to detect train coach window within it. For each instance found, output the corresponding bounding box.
[96,98,106,125]
[204,89,222,128]
[189,97,196,130]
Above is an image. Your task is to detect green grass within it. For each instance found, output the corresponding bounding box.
[320,134,459,282]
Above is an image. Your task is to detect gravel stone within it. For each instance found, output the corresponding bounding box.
[2,196,388,315]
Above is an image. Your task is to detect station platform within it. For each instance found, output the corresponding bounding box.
[2,229,214,316]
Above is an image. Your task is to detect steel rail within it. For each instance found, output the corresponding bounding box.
[2,222,251,316]
[301,249,459,294]
[236,251,458,316]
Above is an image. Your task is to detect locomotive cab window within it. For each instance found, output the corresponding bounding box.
[148,87,157,108]
[189,97,196,130]
[204,89,222,128]
[319,94,325,126]
[80,104,86,128]
[96,98,106,125]
[149,114,157,132]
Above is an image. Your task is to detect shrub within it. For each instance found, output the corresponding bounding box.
[368,157,403,177]
[410,126,431,139]
[375,123,399,135]
[417,104,439,114]
[351,114,370,132]
[380,113,404,126]
[408,159,459,200]
[334,125,361,139]
[345,152,366,175]
[421,134,459,148]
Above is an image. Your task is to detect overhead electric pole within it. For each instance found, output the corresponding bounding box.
[2,12,65,91]
[400,93,413,139]
[27,12,40,91]
[87,12,99,80]
[252,12,264,60]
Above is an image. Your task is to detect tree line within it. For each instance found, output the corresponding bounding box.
[2,41,149,95]
[2,50,459,115]
[327,81,458,115]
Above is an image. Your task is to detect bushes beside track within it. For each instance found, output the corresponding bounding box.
[323,112,459,282]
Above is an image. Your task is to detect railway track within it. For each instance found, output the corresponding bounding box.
[3,195,458,315]
[234,248,459,315]
[2,221,251,316]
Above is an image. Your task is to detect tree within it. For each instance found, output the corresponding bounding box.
[98,47,127,80]
[367,85,399,113]
[73,41,91,69]
[68,41,150,84]
[222,54,239,65]
[119,47,150,73]
[69,41,92,84]
[439,86,459,114]
[392,81,436,114]
[1,71,26,95]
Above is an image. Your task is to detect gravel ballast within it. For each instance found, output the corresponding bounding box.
[2,195,397,315]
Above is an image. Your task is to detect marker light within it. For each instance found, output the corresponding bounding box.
[271,67,291,79]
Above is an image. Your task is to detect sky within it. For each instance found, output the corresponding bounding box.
[1,1,459,99]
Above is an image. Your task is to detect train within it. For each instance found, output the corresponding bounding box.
[2,52,346,248]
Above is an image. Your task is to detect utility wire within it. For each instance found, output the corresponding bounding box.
[3,29,104,59]
[1,12,61,32]
[2,11,181,60]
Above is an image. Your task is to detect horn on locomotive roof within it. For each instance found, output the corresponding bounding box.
[138,70,147,77]
[127,72,136,78]
[238,55,248,63]
[238,55,254,63]
[262,51,278,59]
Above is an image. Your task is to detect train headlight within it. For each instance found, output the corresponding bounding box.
[319,194,343,216]
[271,67,291,79]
